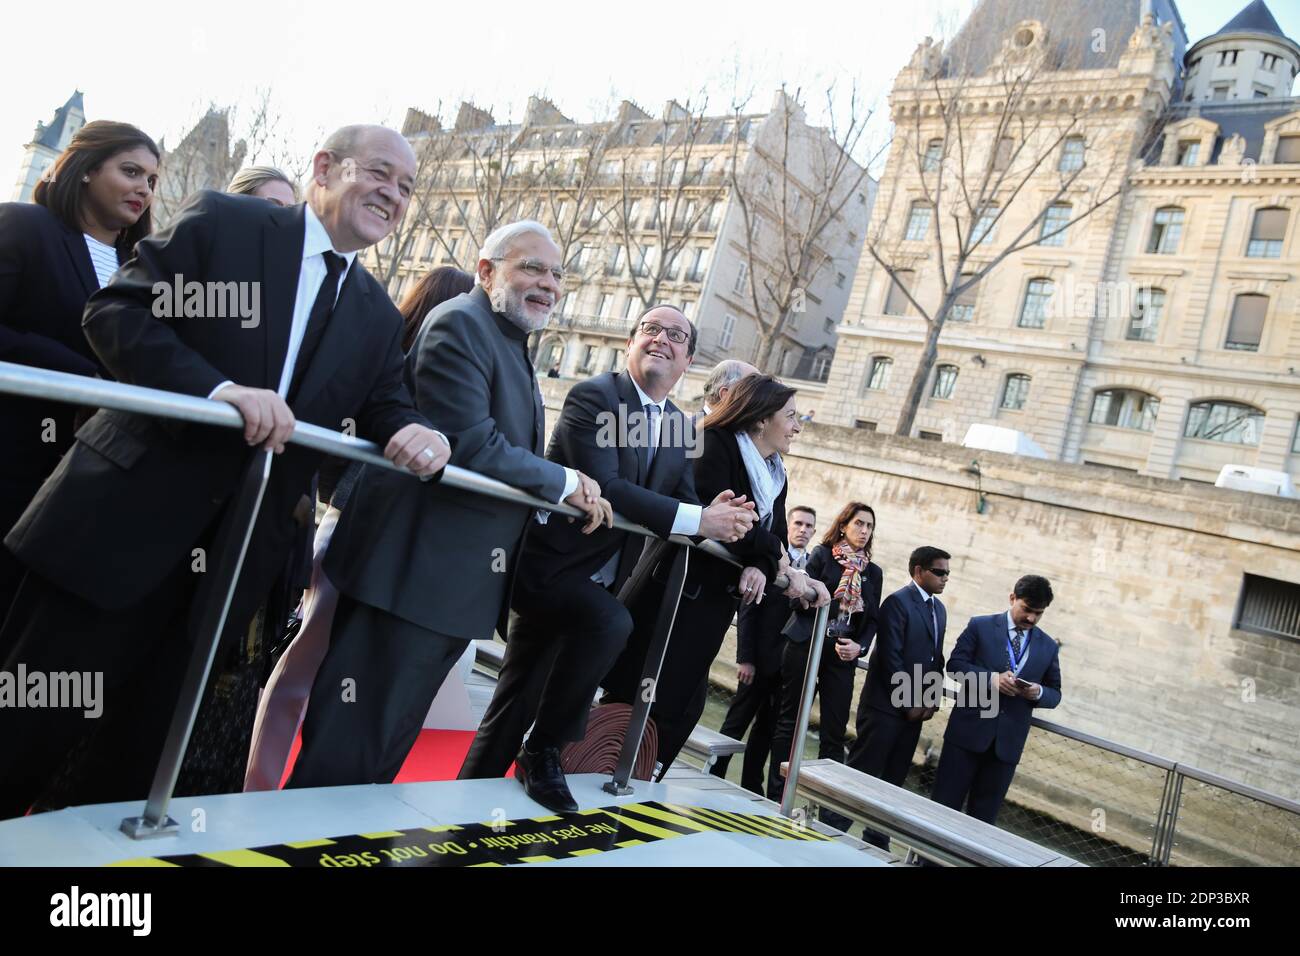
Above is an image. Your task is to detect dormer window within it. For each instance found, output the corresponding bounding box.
[1177,141,1200,166]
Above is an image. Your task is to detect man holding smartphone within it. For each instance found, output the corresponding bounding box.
[931,575,1062,825]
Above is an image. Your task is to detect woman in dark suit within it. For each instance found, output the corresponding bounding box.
[0,120,159,624]
[768,501,882,819]
[604,373,823,772]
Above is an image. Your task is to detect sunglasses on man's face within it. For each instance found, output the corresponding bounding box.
[925,567,951,577]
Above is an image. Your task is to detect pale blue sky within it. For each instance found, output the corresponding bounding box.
[2,0,1296,195]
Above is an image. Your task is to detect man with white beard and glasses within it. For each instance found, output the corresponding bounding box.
[286,221,613,788]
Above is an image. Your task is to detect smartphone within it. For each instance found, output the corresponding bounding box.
[1013,677,1033,690]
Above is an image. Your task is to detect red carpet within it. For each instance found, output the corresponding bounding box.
[279,729,495,788]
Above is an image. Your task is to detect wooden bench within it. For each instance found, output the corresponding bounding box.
[788,759,1083,867]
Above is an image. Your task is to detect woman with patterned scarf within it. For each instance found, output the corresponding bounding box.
[767,501,882,828]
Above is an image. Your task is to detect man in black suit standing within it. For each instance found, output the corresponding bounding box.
[459,305,759,811]
[848,545,950,848]
[287,221,611,790]
[711,505,818,793]
[0,125,450,818]
[932,575,1061,825]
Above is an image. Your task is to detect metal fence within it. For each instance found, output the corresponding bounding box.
[695,659,1300,866]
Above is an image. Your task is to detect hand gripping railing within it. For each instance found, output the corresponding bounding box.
[0,362,827,836]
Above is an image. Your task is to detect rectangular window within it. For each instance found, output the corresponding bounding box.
[905,202,932,241]
[598,293,614,316]
[1177,141,1200,166]
[1276,136,1300,164]
[972,205,997,245]
[1247,208,1288,258]
[687,248,709,281]
[993,137,1014,171]
[918,431,943,441]
[734,261,748,294]
[1225,294,1267,351]
[922,140,942,172]
[1058,137,1085,172]
[854,420,878,431]
[883,270,914,316]
[1234,574,1300,641]
[680,300,696,320]
[580,345,598,371]
[719,313,736,349]
[1127,287,1165,342]
[622,296,637,319]
[951,274,979,322]
[1039,204,1070,247]
[1211,85,1230,101]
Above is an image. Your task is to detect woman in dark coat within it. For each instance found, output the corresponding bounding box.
[768,501,882,821]
[0,120,159,627]
[603,373,825,772]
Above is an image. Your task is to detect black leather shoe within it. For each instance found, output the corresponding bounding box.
[514,746,578,813]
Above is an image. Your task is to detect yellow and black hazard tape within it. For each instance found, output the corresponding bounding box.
[108,801,829,867]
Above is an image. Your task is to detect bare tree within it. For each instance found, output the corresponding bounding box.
[152,90,308,226]
[868,18,1133,436]
[610,100,731,312]
[728,85,881,373]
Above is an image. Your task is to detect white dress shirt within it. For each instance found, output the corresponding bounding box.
[206,203,356,400]
[628,374,701,537]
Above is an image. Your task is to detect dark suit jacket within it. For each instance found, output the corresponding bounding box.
[737,586,795,676]
[944,612,1062,764]
[517,369,697,595]
[0,202,106,492]
[325,286,567,641]
[782,544,882,649]
[5,191,425,610]
[862,583,948,715]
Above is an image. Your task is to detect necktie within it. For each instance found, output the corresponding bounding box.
[1010,628,1024,668]
[644,403,661,469]
[289,251,346,399]
[928,598,939,657]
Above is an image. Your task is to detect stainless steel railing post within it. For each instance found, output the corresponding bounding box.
[780,603,830,817]
[121,448,274,838]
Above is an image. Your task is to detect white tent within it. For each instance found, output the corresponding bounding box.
[961,423,1049,459]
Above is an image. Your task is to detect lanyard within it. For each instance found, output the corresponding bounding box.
[1005,630,1031,676]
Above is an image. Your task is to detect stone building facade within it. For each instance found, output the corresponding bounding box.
[825,0,1300,487]
[373,92,872,381]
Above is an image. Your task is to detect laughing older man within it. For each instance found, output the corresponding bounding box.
[286,220,611,789]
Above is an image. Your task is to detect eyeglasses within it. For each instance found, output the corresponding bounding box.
[925,567,951,577]
[491,257,565,283]
[638,321,690,345]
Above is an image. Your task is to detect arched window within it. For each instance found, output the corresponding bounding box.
[1001,374,1031,410]
[1018,278,1054,328]
[1090,389,1160,431]
[1184,401,1265,445]
[931,364,959,399]
[865,356,893,392]
[1127,287,1166,342]
[1147,206,1185,254]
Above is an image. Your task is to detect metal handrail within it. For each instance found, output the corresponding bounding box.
[0,361,826,836]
